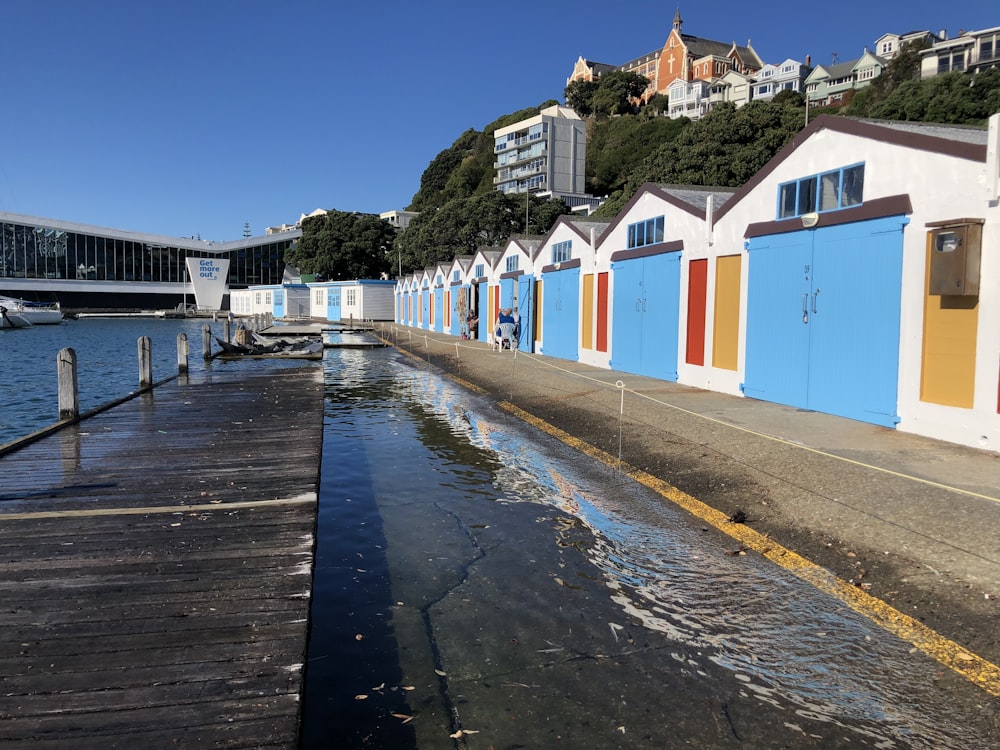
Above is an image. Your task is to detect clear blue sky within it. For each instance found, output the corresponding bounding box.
[1,1,995,242]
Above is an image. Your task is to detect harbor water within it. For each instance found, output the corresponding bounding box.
[0,317,296,444]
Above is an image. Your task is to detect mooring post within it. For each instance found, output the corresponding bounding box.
[138,336,153,389]
[202,324,212,359]
[177,332,189,373]
[223,318,231,342]
[57,347,79,421]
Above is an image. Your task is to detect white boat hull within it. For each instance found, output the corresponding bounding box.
[0,297,63,328]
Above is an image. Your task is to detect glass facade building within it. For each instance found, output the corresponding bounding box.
[0,211,301,310]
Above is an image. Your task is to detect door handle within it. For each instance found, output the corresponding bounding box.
[802,293,809,324]
[812,288,821,314]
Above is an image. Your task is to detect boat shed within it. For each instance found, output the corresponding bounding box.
[495,236,543,352]
[709,114,999,447]
[597,184,735,384]
[307,279,396,323]
[537,216,609,363]
[469,247,502,343]
[389,113,999,452]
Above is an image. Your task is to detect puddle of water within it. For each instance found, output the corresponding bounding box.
[300,348,986,749]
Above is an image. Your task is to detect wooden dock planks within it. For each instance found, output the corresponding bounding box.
[0,367,325,748]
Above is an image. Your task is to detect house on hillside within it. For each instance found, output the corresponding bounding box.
[708,70,756,110]
[567,8,762,103]
[804,50,888,107]
[874,30,940,60]
[919,25,1000,78]
[752,58,813,102]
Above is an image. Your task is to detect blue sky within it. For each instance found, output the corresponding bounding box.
[1,1,995,242]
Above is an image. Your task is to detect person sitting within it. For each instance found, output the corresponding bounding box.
[466,310,479,339]
[494,308,516,350]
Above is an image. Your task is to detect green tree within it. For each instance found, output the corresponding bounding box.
[641,93,670,117]
[587,115,688,195]
[565,71,649,118]
[565,79,600,117]
[285,210,396,280]
[394,192,569,275]
[593,99,805,217]
[848,39,929,116]
[408,129,480,211]
[866,69,1000,123]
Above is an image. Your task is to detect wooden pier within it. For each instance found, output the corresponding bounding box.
[0,367,325,748]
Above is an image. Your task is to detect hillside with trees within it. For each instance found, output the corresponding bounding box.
[301,42,999,278]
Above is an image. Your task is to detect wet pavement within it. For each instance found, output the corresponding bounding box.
[302,338,1000,748]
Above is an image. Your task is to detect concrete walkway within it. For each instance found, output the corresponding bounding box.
[380,325,1000,678]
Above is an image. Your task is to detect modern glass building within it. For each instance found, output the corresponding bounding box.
[0,211,301,310]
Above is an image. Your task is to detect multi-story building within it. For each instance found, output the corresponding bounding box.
[493,105,588,203]
[567,9,763,103]
[919,25,1000,78]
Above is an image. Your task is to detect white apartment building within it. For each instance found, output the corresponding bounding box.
[493,105,588,201]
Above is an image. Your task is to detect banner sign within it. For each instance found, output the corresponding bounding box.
[185,257,230,310]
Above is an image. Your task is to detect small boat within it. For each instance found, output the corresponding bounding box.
[0,296,63,329]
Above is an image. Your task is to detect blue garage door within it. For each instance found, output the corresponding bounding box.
[541,268,580,361]
[476,281,489,341]
[744,215,906,427]
[326,289,342,321]
[516,275,535,352]
[433,288,445,332]
[610,252,681,381]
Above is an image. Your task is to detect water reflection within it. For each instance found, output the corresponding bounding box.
[302,347,982,749]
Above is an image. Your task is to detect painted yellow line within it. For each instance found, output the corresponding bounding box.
[499,400,1000,699]
[0,495,316,522]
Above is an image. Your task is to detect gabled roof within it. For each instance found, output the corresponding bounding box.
[682,34,732,60]
[713,115,988,223]
[597,183,735,246]
[585,59,618,76]
[539,215,613,251]
[655,185,737,213]
[508,235,545,257]
[853,50,888,69]
[806,58,860,82]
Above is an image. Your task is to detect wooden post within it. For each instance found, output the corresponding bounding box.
[177,332,189,373]
[57,347,79,421]
[202,324,212,359]
[223,318,231,342]
[138,336,153,389]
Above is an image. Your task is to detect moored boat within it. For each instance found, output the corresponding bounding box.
[0,296,63,329]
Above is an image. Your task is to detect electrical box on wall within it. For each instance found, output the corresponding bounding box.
[928,221,983,296]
